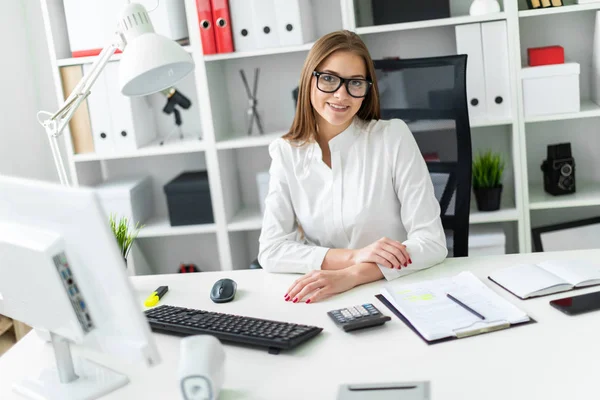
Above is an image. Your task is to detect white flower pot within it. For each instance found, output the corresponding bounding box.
[469,0,501,16]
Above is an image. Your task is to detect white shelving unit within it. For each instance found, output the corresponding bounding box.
[38,0,600,274]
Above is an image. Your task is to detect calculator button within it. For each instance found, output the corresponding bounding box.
[350,307,361,318]
[358,307,369,316]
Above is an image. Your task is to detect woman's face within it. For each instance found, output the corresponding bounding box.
[310,50,367,131]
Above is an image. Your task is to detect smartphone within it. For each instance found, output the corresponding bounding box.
[550,291,600,316]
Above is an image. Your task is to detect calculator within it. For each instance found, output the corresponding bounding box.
[327,303,391,332]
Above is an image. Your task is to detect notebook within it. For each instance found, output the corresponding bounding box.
[488,260,600,300]
[378,271,531,343]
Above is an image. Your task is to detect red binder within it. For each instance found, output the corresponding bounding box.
[210,0,234,53]
[196,0,217,55]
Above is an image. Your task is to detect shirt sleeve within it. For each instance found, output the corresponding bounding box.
[257,140,330,273]
[379,119,448,281]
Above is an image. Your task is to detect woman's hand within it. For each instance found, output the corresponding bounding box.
[352,237,411,269]
[284,269,358,304]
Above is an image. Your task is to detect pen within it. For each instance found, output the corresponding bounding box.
[144,286,169,307]
[446,293,485,320]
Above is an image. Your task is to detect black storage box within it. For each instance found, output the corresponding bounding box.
[163,171,214,226]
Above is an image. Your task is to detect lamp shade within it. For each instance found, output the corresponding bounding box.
[117,3,194,96]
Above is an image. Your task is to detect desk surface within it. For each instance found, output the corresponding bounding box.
[2,249,600,399]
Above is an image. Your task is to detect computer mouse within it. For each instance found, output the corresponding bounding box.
[210,278,237,303]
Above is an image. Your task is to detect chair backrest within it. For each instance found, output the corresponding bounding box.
[372,55,472,257]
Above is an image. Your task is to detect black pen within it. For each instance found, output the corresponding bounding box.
[447,293,485,320]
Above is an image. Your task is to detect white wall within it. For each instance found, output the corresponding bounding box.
[0,0,60,182]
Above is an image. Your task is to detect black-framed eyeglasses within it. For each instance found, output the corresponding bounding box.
[312,71,372,98]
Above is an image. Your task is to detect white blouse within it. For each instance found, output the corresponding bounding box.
[257,118,447,281]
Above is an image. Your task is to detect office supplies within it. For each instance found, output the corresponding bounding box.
[0,175,160,399]
[250,0,280,49]
[273,0,316,47]
[197,0,217,55]
[94,176,153,227]
[455,23,487,120]
[521,62,580,117]
[328,304,391,332]
[37,2,194,186]
[211,0,234,53]
[83,63,116,155]
[59,66,94,154]
[179,335,225,400]
[377,271,532,343]
[528,45,565,67]
[446,293,485,320]
[240,68,264,135]
[337,381,430,400]
[145,286,169,307]
[163,171,215,226]
[550,291,600,316]
[144,304,322,354]
[488,260,600,300]
[229,0,256,52]
[481,21,512,120]
[210,278,237,303]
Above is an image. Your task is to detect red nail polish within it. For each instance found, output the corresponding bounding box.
[285,295,290,301]
[404,262,408,267]
[293,298,298,303]
[409,259,412,264]
[306,299,311,304]
[284,294,289,299]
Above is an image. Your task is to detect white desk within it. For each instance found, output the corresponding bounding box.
[2,249,600,399]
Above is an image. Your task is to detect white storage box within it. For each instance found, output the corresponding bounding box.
[256,171,270,215]
[446,225,506,257]
[521,62,580,117]
[94,176,153,226]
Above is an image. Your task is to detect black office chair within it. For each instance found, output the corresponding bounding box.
[372,55,472,257]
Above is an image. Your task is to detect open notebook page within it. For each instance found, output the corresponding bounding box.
[489,263,573,299]
[538,260,600,288]
[381,271,529,341]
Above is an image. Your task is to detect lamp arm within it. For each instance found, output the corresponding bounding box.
[37,34,124,186]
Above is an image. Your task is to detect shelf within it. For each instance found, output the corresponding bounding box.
[137,216,217,238]
[73,136,205,162]
[216,131,285,150]
[355,12,506,35]
[204,43,314,62]
[519,3,600,18]
[57,46,193,67]
[524,100,600,123]
[469,207,519,224]
[228,206,263,232]
[529,183,600,210]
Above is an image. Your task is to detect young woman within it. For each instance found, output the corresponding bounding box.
[258,30,447,304]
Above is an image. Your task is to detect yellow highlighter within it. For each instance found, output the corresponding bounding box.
[144,286,169,307]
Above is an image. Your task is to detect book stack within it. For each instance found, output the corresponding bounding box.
[526,0,563,9]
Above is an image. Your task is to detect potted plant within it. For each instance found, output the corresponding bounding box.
[472,150,505,211]
[109,214,143,266]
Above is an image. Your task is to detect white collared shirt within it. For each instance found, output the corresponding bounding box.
[258,118,447,281]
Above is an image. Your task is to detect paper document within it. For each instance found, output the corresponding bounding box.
[381,271,530,341]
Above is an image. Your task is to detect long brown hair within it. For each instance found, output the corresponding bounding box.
[282,30,381,144]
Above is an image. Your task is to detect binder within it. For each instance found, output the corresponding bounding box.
[84,64,115,155]
[481,21,512,120]
[229,0,257,52]
[455,23,487,121]
[273,0,316,47]
[104,63,157,153]
[250,0,280,49]
[375,271,536,345]
[197,0,217,55]
[59,66,95,154]
[211,0,234,53]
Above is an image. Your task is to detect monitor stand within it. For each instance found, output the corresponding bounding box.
[12,332,129,400]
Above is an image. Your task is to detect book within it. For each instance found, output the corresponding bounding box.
[59,66,94,154]
[379,271,530,342]
[488,260,600,300]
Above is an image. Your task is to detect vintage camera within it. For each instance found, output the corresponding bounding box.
[541,143,576,196]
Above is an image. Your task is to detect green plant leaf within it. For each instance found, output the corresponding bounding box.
[472,150,505,189]
[109,213,144,260]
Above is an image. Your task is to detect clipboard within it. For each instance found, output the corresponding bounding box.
[375,294,537,345]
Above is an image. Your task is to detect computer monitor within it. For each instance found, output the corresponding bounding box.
[0,175,160,400]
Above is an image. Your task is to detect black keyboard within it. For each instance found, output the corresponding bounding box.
[144,305,323,354]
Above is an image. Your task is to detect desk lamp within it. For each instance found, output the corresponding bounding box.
[37,1,195,186]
